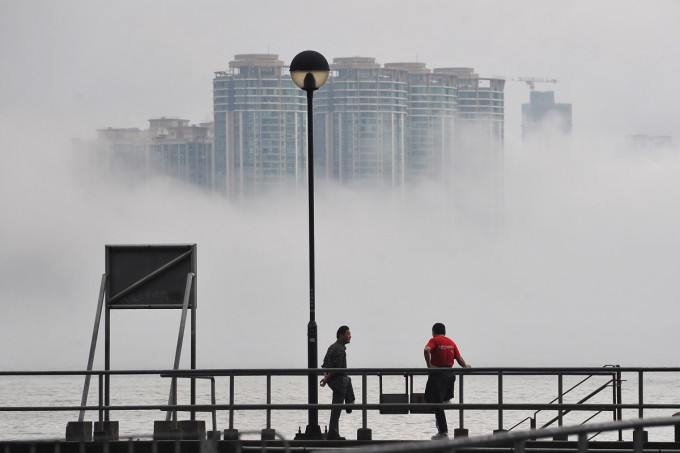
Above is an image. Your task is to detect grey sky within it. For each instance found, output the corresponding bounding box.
[0,0,679,370]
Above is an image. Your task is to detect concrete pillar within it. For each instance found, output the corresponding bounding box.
[178,420,205,440]
[65,421,92,441]
[357,428,372,440]
[93,421,119,441]
[261,429,275,440]
[153,420,181,440]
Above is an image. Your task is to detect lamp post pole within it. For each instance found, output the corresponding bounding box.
[304,74,320,437]
[290,50,329,440]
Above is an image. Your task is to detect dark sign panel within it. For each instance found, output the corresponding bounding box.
[106,244,196,309]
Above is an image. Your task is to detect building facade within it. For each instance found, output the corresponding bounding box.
[76,118,213,189]
[213,54,307,198]
[522,90,572,139]
[316,57,409,190]
[212,54,505,199]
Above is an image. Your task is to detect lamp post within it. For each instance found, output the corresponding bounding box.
[290,50,329,440]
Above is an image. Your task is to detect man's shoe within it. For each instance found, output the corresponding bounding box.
[346,400,354,414]
[431,432,449,440]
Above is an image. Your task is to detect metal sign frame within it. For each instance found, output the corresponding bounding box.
[79,244,198,424]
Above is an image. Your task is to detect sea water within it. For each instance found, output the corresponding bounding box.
[1,371,679,442]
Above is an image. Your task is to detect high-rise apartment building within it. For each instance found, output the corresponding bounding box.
[316,57,409,190]
[75,118,213,189]
[382,63,457,185]
[435,68,505,229]
[213,54,307,198]
[522,91,572,139]
[148,118,213,189]
[213,54,505,199]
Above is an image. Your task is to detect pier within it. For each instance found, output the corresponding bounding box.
[1,366,680,451]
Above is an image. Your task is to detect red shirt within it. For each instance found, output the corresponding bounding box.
[426,335,460,367]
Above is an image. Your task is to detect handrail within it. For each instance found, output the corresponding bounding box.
[2,366,680,441]
[540,379,613,429]
[313,415,680,453]
[505,366,622,436]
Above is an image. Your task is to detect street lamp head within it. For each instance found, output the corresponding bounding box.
[290,50,329,91]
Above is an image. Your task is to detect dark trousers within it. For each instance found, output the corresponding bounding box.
[425,369,456,434]
[327,375,355,437]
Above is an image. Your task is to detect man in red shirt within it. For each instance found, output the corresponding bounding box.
[424,322,471,440]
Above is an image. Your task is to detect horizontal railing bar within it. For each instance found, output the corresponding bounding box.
[3,366,680,377]
[3,403,680,412]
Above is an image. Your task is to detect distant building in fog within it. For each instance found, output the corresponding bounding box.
[317,57,408,190]
[213,54,505,200]
[213,54,307,197]
[75,118,213,189]
[78,53,506,210]
[624,135,674,151]
[522,91,572,140]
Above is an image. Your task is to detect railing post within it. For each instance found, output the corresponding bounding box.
[459,373,464,428]
[638,370,644,419]
[229,374,235,429]
[577,432,588,453]
[224,374,238,440]
[494,371,506,434]
[362,373,368,429]
[357,372,372,440]
[553,373,568,441]
[454,373,468,438]
[616,366,623,441]
[635,370,648,445]
[558,374,563,427]
[261,374,275,440]
[98,373,104,423]
[633,426,647,452]
[266,374,272,429]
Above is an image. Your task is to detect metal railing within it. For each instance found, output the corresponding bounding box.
[314,416,680,453]
[1,367,680,441]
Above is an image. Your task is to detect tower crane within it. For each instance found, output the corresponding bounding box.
[515,77,558,91]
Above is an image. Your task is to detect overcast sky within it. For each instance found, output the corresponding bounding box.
[1,0,679,371]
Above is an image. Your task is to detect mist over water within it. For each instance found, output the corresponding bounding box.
[1,119,679,371]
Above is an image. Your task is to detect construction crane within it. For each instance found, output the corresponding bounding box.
[514,77,558,91]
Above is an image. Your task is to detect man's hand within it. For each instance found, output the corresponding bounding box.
[320,374,330,387]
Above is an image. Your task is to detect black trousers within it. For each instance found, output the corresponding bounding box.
[424,369,456,434]
[327,375,355,437]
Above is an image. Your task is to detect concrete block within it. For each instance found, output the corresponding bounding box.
[94,421,119,441]
[223,428,239,440]
[261,428,276,440]
[207,430,221,440]
[454,428,469,438]
[357,428,372,440]
[65,421,92,442]
[153,420,181,440]
[633,429,648,444]
[178,420,205,440]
